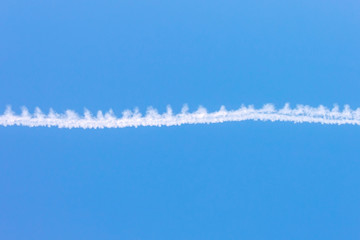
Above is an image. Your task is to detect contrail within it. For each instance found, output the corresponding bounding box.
[0,104,359,129]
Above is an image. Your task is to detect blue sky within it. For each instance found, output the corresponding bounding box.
[1,1,360,239]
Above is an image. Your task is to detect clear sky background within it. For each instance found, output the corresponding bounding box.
[1,1,360,239]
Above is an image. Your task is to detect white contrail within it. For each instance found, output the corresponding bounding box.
[0,104,359,129]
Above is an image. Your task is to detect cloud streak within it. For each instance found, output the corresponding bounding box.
[0,104,359,129]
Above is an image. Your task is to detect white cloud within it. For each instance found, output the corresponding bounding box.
[1,104,359,129]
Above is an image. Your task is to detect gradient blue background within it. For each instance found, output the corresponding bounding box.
[1,1,360,239]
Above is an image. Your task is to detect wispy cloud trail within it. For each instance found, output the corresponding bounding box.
[0,104,359,129]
